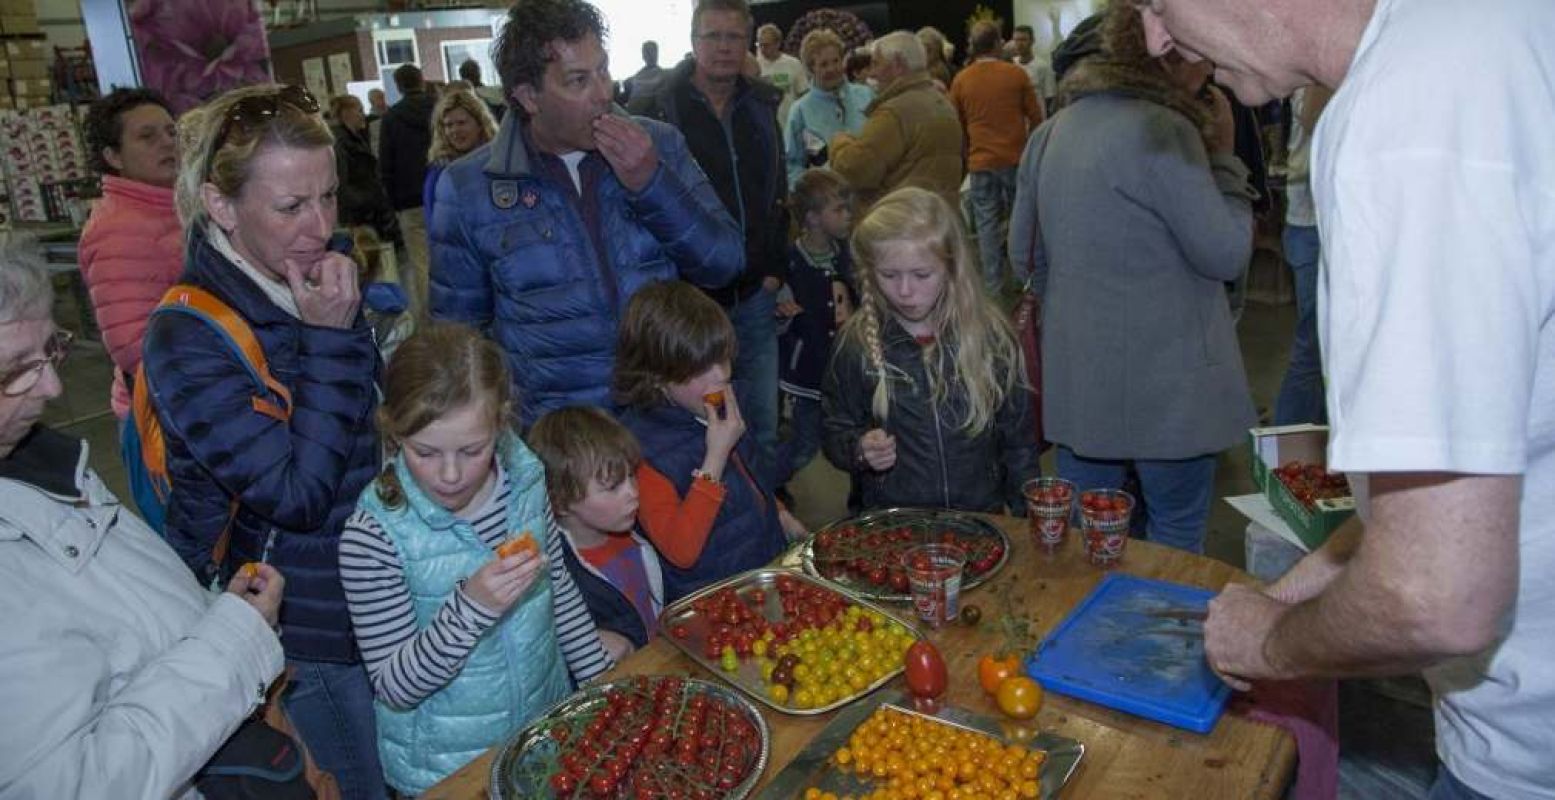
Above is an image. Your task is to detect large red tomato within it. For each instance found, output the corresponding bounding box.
[904,640,948,699]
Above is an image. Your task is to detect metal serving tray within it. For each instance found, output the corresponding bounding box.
[489,676,771,800]
[801,507,1013,602]
[756,689,1084,799]
[657,567,923,716]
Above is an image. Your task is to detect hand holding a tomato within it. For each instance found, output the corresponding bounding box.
[1205,582,1291,691]
[699,386,746,481]
[227,562,284,629]
[858,428,897,472]
[465,547,543,615]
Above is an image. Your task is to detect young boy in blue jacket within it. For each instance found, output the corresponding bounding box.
[528,405,664,659]
[777,169,857,489]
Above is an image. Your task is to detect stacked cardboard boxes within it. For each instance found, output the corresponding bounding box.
[1,104,90,223]
[1,0,48,110]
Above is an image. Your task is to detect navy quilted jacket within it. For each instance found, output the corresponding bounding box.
[142,225,382,663]
[428,110,743,427]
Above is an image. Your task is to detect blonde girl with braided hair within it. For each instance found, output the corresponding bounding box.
[821,187,1041,513]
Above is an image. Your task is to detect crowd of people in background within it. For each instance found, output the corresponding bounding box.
[2,0,1551,797]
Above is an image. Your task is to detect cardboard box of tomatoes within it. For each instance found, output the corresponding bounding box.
[1248,424,1355,550]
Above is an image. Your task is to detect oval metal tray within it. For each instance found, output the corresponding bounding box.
[800,507,1012,602]
[489,676,771,799]
[657,568,924,716]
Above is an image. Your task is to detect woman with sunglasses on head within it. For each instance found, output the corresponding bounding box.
[140,84,389,800]
[77,88,181,532]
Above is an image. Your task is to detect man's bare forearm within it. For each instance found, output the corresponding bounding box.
[1263,473,1520,679]
[1263,515,1362,604]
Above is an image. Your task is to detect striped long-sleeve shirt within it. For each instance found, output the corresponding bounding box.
[339,468,614,710]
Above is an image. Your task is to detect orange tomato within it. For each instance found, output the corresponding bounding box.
[977,653,1022,694]
[496,531,539,560]
[702,390,725,408]
[995,676,1043,720]
[239,562,259,579]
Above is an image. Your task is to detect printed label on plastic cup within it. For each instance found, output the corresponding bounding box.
[909,570,962,624]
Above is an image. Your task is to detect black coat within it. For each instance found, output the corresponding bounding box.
[634,60,789,302]
[821,317,1041,514]
[331,124,401,245]
[779,240,855,397]
[378,90,436,211]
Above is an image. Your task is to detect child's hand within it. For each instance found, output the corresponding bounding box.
[778,507,808,541]
[832,280,854,326]
[700,388,746,480]
[465,549,543,615]
[599,629,636,661]
[859,428,897,472]
[776,299,804,318]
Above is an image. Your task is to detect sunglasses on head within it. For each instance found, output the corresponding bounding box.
[210,84,320,156]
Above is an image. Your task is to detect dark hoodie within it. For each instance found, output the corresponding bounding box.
[378,89,436,210]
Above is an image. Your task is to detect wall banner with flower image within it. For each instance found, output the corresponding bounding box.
[129,0,274,114]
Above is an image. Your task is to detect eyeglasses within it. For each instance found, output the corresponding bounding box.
[1,329,73,397]
[695,31,748,46]
[210,84,321,157]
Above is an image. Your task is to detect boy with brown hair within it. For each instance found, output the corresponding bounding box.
[528,406,664,659]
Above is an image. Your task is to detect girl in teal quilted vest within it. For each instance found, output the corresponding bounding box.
[339,323,614,795]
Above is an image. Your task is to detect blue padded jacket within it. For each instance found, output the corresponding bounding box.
[142,224,382,663]
[427,110,744,427]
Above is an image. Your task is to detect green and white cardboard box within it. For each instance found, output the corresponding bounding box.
[1247,424,1355,550]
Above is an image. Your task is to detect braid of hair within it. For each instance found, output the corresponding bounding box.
[860,300,892,426]
[374,458,407,510]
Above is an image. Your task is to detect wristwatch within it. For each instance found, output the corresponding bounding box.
[692,468,722,486]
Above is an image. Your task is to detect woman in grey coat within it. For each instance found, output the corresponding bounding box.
[1007,4,1256,554]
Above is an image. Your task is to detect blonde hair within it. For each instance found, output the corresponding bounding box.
[840,187,1024,436]
[427,89,499,166]
[374,322,515,508]
[527,406,642,513]
[174,84,334,228]
[799,28,845,73]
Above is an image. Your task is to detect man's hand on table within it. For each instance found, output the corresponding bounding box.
[1205,583,1291,691]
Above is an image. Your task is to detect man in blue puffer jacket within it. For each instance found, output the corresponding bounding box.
[430,0,744,428]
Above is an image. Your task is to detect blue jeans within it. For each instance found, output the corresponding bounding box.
[118,415,166,534]
[1427,766,1491,800]
[729,286,780,483]
[282,658,388,800]
[1274,224,1327,425]
[1056,446,1217,554]
[778,393,822,487]
[969,167,1018,294]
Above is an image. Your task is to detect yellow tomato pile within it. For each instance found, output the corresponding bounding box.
[810,706,1046,800]
[760,605,917,710]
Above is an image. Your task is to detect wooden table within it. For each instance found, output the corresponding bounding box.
[426,516,1296,799]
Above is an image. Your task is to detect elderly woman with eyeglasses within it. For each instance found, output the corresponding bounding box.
[140,84,388,799]
[0,245,288,798]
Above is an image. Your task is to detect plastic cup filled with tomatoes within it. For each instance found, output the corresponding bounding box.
[902,543,966,627]
[1079,489,1134,568]
[1023,477,1076,553]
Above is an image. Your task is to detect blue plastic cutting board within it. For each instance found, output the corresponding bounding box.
[1025,573,1230,733]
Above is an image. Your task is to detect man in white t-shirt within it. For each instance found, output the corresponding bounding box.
[1139,1,1555,798]
[756,23,808,131]
[1010,25,1055,112]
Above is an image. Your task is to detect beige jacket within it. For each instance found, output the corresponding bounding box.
[830,71,964,210]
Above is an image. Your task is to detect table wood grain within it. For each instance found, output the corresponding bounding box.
[426,516,1295,799]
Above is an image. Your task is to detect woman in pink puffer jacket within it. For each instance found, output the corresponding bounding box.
[78,88,183,530]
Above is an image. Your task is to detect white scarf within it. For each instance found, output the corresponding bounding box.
[208,225,302,320]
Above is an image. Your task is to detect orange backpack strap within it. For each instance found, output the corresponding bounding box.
[151,285,294,421]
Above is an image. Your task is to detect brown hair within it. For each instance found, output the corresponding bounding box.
[790,168,849,225]
[799,28,844,72]
[427,89,499,165]
[527,406,642,513]
[1053,1,1212,141]
[374,322,515,508]
[692,0,752,34]
[613,281,737,409]
[328,93,361,122]
[175,84,334,228]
